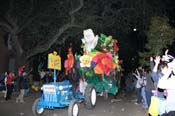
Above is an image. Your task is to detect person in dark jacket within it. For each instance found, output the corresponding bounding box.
[42,71,53,84]
[16,72,29,103]
[69,67,79,98]
[145,68,154,108]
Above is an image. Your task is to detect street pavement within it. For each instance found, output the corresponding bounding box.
[0,91,148,116]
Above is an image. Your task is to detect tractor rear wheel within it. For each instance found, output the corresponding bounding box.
[84,84,97,109]
[103,90,108,100]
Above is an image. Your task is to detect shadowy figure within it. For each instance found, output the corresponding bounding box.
[69,67,79,98]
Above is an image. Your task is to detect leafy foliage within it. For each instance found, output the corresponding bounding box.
[139,16,175,66]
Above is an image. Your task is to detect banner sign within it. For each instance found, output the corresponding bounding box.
[48,51,61,70]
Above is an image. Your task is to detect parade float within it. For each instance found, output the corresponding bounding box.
[65,29,123,99]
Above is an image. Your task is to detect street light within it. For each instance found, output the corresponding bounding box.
[133,28,137,32]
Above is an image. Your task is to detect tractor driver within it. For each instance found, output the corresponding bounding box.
[69,67,79,98]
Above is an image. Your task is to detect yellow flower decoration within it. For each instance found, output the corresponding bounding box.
[80,55,92,67]
[88,51,100,57]
[114,56,119,64]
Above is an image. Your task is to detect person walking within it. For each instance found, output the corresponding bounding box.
[145,57,155,108]
[133,68,143,105]
[145,68,154,108]
[141,69,148,108]
[5,72,15,101]
[3,72,8,98]
[16,72,29,103]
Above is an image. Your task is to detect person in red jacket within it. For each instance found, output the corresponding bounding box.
[5,72,15,100]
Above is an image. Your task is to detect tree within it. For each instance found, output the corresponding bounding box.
[139,16,175,66]
[0,0,85,71]
[0,0,171,72]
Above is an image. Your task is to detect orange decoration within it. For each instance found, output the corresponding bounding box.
[113,39,119,52]
[94,63,104,74]
[64,47,75,75]
[92,52,116,76]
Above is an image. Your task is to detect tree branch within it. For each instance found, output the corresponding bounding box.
[4,14,18,31]
[6,0,15,15]
[17,0,35,33]
[69,0,84,15]
[17,15,38,33]
[26,24,82,59]
[11,34,24,54]
[28,0,34,14]
[0,22,13,32]
[69,0,84,24]
[26,0,84,59]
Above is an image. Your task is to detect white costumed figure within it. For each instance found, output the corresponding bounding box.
[82,29,98,53]
[158,55,175,114]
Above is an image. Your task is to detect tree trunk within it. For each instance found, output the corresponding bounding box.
[10,33,26,72]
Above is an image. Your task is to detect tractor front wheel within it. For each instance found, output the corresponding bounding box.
[68,101,79,116]
[32,98,44,116]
